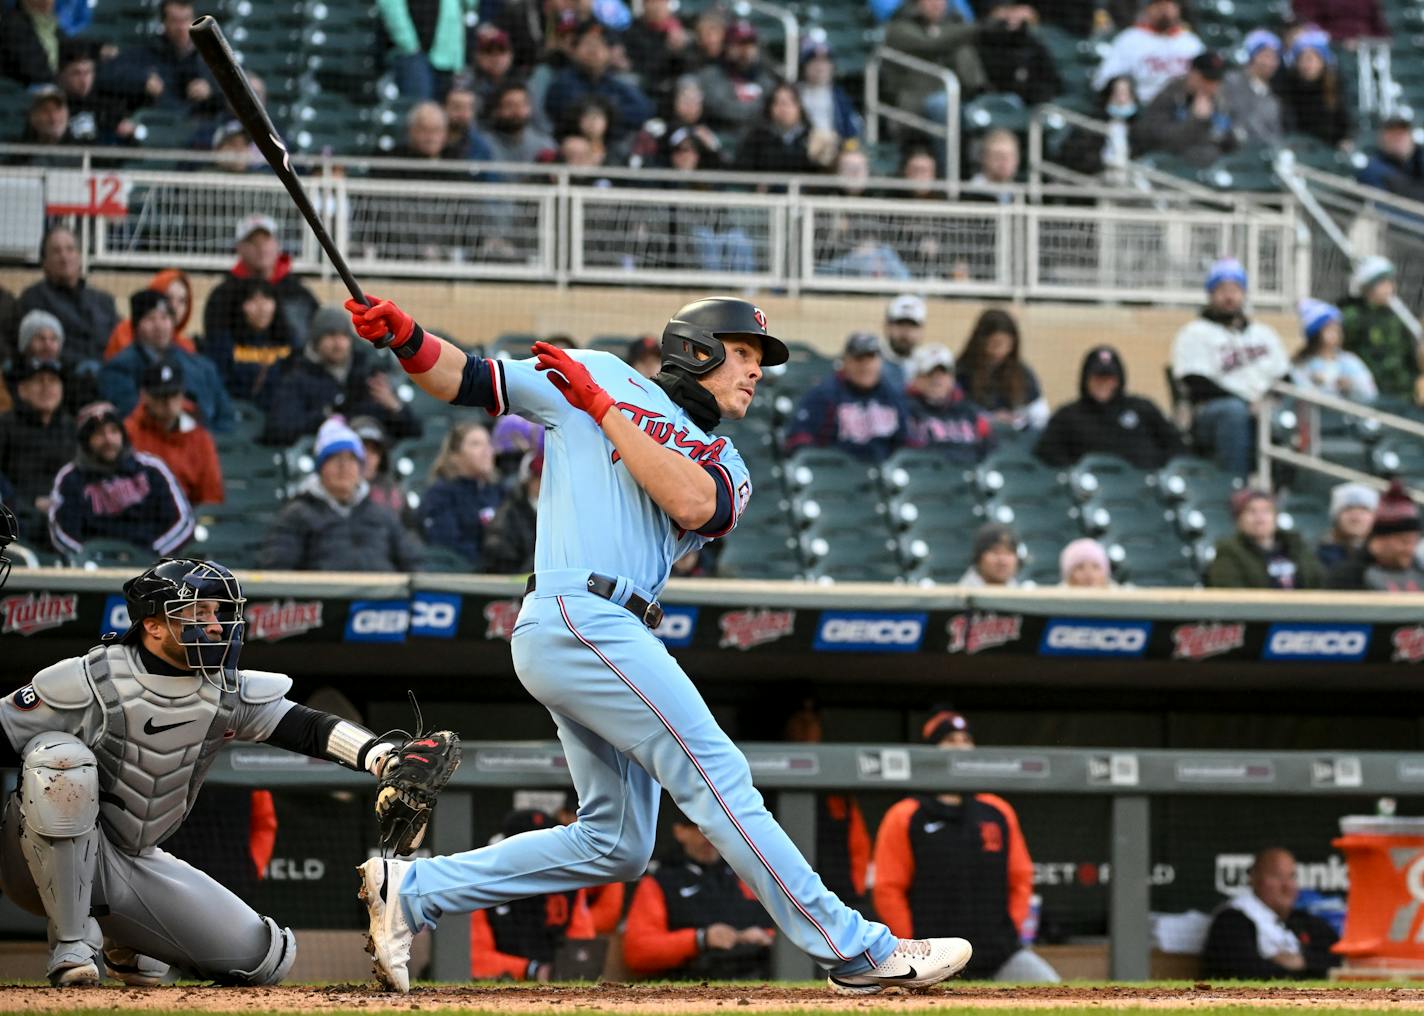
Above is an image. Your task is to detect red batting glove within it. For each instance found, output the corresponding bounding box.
[533,341,615,423]
[344,295,416,348]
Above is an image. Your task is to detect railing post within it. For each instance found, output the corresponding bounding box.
[1256,388,1273,488]
[1109,795,1149,981]
[864,56,881,146]
[943,70,959,189]
[429,789,474,982]
[772,790,818,982]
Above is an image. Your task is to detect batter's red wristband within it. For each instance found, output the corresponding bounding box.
[395,324,442,375]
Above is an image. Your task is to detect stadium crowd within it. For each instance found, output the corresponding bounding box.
[0,212,1419,589]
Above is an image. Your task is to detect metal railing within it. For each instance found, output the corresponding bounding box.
[863,46,959,185]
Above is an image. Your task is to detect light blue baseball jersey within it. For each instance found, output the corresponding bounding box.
[485,351,751,595]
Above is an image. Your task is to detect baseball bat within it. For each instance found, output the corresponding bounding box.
[189,16,392,345]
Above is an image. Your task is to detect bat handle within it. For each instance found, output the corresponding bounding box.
[335,271,393,349]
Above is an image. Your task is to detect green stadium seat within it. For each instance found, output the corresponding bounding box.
[784,448,879,498]
[804,537,905,583]
[881,447,977,500]
[716,527,804,579]
[1156,455,1241,505]
[74,539,152,569]
[1066,453,1150,502]
[1372,434,1424,485]
[489,333,541,359]
[418,545,475,574]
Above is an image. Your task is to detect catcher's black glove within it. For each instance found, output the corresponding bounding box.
[376,730,461,855]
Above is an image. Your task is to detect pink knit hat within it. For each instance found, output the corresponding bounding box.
[1059,538,1109,582]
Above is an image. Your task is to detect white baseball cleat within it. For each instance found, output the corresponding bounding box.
[827,937,973,995]
[357,856,415,993]
[49,959,100,988]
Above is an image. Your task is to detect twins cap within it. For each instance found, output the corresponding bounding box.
[910,343,954,377]
[886,293,927,324]
[843,331,881,357]
[140,357,185,396]
[235,212,278,245]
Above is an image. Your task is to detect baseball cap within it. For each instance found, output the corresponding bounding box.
[843,331,881,358]
[234,212,278,245]
[727,20,758,43]
[7,357,63,385]
[1191,51,1227,81]
[140,357,185,396]
[350,415,389,446]
[910,343,954,377]
[29,84,66,109]
[1383,109,1416,129]
[886,293,927,324]
[1229,488,1273,517]
[1084,346,1121,375]
[799,35,832,63]
[212,120,248,149]
[476,24,511,51]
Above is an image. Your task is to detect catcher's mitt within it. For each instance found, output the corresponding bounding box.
[376,729,462,855]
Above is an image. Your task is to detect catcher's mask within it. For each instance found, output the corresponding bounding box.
[659,297,789,377]
[0,501,17,590]
[121,558,246,691]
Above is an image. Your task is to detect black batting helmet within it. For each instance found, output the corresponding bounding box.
[0,500,17,590]
[660,297,789,376]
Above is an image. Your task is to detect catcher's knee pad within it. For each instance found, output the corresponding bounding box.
[222,917,296,986]
[20,733,99,837]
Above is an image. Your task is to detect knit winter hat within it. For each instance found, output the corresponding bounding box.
[310,304,356,342]
[1205,257,1247,293]
[1059,538,1110,581]
[1372,480,1420,536]
[1330,482,1380,520]
[1243,28,1280,59]
[314,416,366,469]
[972,521,1017,562]
[492,414,545,455]
[1298,298,1342,339]
[129,289,170,325]
[1230,487,1274,517]
[1287,27,1333,67]
[76,401,124,446]
[1349,255,1395,298]
[17,309,62,354]
[921,707,971,745]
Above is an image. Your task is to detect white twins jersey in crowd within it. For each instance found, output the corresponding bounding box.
[1091,25,1205,103]
[490,351,751,596]
[1170,317,1290,404]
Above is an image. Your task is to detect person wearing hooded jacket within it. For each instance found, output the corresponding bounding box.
[103,268,197,360]
[203,213,319,347]
[258,416,422,572]
[1035,345,1183,469]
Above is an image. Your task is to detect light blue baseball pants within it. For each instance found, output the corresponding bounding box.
[398,569,897,974]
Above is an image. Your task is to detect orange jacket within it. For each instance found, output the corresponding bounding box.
[104,268,198,360]
[871,793,1032,940]
[470,889,595,980]
[622,869,773,977]
[124,403,225,506]
[588,881,626,935]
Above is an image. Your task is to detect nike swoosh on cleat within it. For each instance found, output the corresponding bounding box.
[379,863,389,905]
[878,965,920,980]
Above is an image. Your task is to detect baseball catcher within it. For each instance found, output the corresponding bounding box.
[0,557,460,987]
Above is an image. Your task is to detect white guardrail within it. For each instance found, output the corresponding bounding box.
[0,144,1305,305]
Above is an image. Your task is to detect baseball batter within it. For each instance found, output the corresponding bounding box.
[346,295,972,994]
[0,558,455,987]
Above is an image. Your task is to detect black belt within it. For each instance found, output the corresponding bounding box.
[524,573,664,630]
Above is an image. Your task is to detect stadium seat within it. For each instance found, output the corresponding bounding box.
[904,539,972,583]
[716,527,804,579]
[804,537,906,583]
[1174,500,1236,544]
[74,539,151,569]
[1078,495,1172,541]
[588,335,637,356]
[489,333,541,359]
[1156,456,1241,505]
[1066,453,1150,503]
[1372,435,1424,485]
[880,447,977,500]
[418,545,476,573]
[784,448,879,498]
[977,457,1063,501]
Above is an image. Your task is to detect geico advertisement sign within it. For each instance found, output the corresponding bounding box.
[1262,625,1371,662]
[814,612,928,652]
[1039,620,1152,657]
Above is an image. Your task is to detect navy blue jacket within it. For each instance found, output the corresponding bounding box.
[259,353,421,446]
[544,66,654,141]
[784,371,914,463]
[100,343,234,433]
[48,449,193,556]
[419,476,505,568]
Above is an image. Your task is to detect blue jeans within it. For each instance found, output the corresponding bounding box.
[391,52,451,102]
[693,227,755,274]
[1192,396,1253,478]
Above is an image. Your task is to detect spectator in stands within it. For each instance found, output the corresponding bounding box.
[959,522,1021,586]
[0,0,64,87]
[49,401,193,558]
[814,146,912,280]
[203,278,295,408]
[470,809,597,980]
[101,290,233,432]
[797,36,862,141]
[1205,489,1323,589]
[1327,480,1424,591]
[1170,257,1290,478]
[563,95,626,166]
[1035,345,1183,469]
[874,708,1058,981]
[1316,482,1378,572]
[736,83,819,175]
[546,20,654,146]
[441,81,496,161]
[210,121,259,173]
[964,128,1021,202]
[20,85,75,148]
[623,0,690,106]
[56,42,131,145]
[471,26,519,111]
[378,0,469,102]
[1132,50,1234,167]
[19,225,118,368]
[955,308,1049,431]
[883,0,987,117]
[99,0,218,117]
[1290,298,1377,403]
[1277,29,1352,149]
[260,305,420,445]
[626,335,663,379]
[14,309,98,412]
[123,357,223,507]
[883,293,926,382]
[204,213,319,347]
[103,268,196,360]
[349,415,404,517]
[623,804,774,980]
[485,82,558,164]
[483,451,542,573]
[420,421,505,568]
[784,331,913,462]
[1340,256,1424,403]
[975,2,1061,104]
[1091,0,1202,104]
[697,20,779,132]
[1201,847,1341,979]
[896,144,950,268]
[1057,74,1137,178]
[1221,30,1283,147]
[377,101,458,175]
[1060,537,1113,587]
[259,416,421,572]
[0,357,74,539]
[1358,112,1424,201]
[1289,0,1388,46]
[0,285,18,362]
[906,344,994,465]
[662,75,721,153]
[492,413,545,480]
[687,7,727,72]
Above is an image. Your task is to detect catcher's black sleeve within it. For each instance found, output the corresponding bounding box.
[267,703,340,759]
